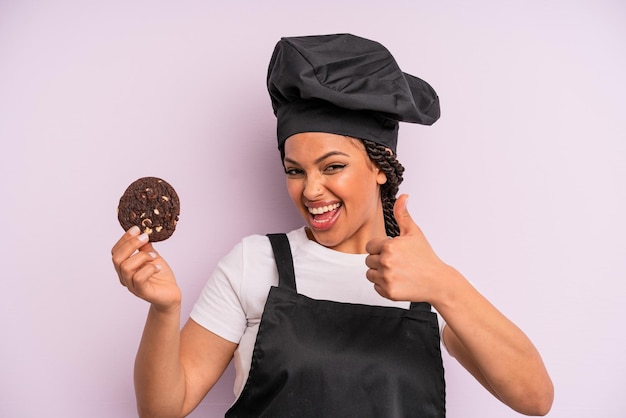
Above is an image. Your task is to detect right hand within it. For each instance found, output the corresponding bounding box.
[111,226,181,312]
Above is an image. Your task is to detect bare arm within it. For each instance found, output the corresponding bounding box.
[112,227,237,417]
[134,309,237,417]
[365,195,554,415]
[437,269,553,415]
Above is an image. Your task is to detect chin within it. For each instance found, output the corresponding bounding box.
[308,227,348,249]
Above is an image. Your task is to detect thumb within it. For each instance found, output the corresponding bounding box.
[394,194,418,236]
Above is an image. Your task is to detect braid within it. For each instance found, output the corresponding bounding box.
[361,139,405,237]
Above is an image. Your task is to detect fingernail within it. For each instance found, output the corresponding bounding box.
[154,264,162,272]
[148,252,157,259]
[138,233,149,243]
[128,225,140,235]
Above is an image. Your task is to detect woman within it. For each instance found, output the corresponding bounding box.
[112,34,553,417]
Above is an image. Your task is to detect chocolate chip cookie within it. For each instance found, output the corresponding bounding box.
[117,177,180,242]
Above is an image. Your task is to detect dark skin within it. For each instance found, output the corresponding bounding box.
[112,132,553,417]
[366,194,553,415]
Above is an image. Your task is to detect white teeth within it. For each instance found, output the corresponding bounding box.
[308,203,341,215]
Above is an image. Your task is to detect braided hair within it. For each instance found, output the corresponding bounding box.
[279,136,405,237]
[361,139,405,237]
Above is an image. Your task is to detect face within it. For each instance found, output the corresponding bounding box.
[283,132,388,254]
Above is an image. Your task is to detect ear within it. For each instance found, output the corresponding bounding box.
[376,167,388,185]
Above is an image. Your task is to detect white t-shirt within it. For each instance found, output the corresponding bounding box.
[190,227,446,398]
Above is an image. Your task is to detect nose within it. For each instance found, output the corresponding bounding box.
[303,173,324,200]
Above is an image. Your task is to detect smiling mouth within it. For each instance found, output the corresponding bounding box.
[307,203,342,229]
[307,202,341,215]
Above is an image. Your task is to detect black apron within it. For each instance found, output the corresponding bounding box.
[226,233,445,418]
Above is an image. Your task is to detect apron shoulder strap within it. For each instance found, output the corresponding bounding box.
[266,233,297,292]
[409,301,432,312]
[266,233,432,312]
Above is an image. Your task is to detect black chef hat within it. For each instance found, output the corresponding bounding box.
[267,33,440,153]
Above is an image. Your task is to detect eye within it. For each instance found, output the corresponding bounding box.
[284,167,304,176]
[324,164,346,173]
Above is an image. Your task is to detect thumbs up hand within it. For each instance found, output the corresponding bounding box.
[365,194,452,304]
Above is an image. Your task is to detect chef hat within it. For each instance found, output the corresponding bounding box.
[267,33,440,153]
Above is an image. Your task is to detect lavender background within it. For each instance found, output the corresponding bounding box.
[1,1,624,416]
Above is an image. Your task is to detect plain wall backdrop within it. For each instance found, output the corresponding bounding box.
[1,1,624,417]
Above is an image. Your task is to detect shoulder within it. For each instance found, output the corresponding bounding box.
[235,227,306,259]
[235,227,308,260]
[234,228,307,304]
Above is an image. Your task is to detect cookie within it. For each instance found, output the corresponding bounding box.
[117,177,180,242]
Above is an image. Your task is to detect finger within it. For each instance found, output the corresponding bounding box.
[139,241,156,255]
[365,237,388,255]
[112,230,150,272]
[394,194,419,236]
[365,267,381,284]
[111,226,141,255]
[118,249,158,286]
[128,262,162,292]
[372,283,387,298]
[364,254,381,269]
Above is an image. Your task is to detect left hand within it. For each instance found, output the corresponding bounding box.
[365,194,450,303]
[367,196,555,415]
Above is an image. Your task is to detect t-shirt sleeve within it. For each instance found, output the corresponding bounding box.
[433,308,448,350]
[189,242,247,344]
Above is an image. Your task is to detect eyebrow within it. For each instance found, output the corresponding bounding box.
[284,150,350,166]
